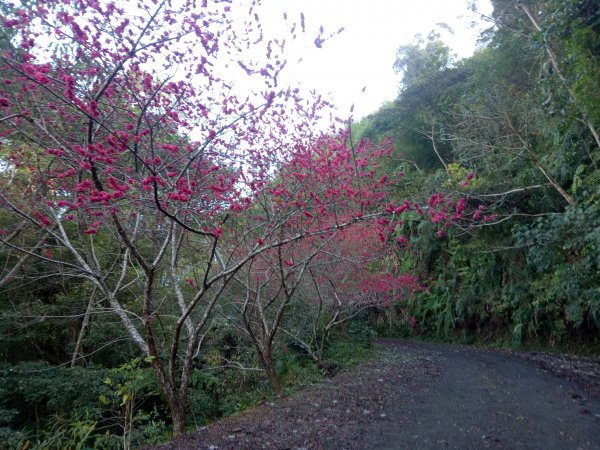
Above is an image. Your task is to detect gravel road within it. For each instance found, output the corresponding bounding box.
[152,339,600,449]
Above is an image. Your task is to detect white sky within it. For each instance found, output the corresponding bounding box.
[252,0,493,120]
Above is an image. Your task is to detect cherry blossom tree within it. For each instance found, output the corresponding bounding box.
[0,0,331,434]
[0,0,402,435]
[215,131,396,396]
[280,222,418,366]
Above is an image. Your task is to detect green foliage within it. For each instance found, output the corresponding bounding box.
[355,0,600,354]
[512,189,600,341]
[28,410,101,450]
[0,363,109,449]
[0,360,171,449]
[402,192,599,347]
[323,335,374,369]
[444,163,479,190]
[186,371,223,421]
[100,357,163,449]
[346,312,377,344]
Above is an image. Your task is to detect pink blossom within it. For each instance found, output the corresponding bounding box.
[455,198,466,216]
[472,205,486,221]
[34,211,51,227]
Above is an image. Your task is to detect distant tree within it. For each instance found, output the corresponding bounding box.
[394,30,453,91]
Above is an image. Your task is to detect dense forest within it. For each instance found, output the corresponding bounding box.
[0,0,598,448]
[354,0,600,347]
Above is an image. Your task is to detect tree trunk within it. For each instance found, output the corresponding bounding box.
[527,147,576,207]
[71,290,96,367]
[167,395,187,437]
[149,355,188,437]
[260,344,283,398]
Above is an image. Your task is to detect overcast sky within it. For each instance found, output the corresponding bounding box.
[251,0,493,120]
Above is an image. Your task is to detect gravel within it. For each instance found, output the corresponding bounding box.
[150,339,600,450]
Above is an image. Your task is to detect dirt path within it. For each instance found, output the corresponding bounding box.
[153,340,600,449]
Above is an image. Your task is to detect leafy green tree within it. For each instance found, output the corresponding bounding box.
[357,0,600,346]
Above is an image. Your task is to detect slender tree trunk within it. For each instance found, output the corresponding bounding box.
[429,118,449,173]
[155,371,187,437]
[526,146,575,206]
[147,340,188,437]
[259,343,283,398]
[505,113,576,207]
[71,291,95,367]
